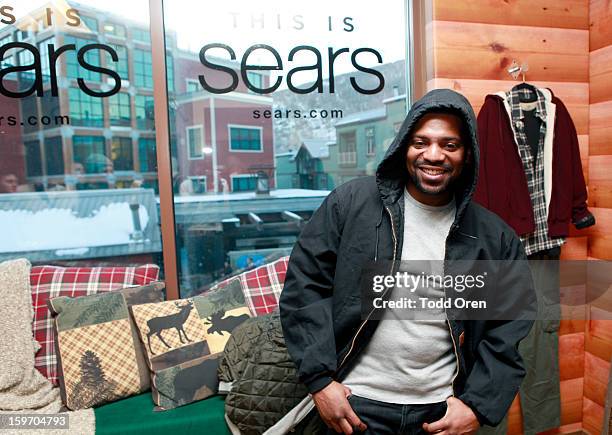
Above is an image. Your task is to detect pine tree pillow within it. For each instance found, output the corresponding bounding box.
[49,282,165,410]
[130,278,251,410]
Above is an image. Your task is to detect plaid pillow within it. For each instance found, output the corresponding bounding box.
[238,256,289,316]
[31,264,160,385]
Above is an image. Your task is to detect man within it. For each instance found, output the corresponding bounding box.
[0,173,18,193]
[279,89,536,434]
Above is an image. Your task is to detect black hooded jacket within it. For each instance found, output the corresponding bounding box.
[279,89,536,427]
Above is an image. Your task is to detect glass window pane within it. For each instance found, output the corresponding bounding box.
[0,2,163,280]
[164,0,408,296]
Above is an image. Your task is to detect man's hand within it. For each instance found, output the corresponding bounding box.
[312,381,367,434]
[422,397,480,435]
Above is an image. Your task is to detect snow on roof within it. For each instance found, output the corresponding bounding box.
[334,107,387,127]
[0,189,161,262]
[301,139,331,159]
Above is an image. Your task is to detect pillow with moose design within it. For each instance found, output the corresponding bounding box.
[130,278,250,410]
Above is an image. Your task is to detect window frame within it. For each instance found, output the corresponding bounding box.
[186,125,205,160]
[231,174,258,192]
[227,124,264,153]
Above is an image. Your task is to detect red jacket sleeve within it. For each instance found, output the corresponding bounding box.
[554,99,594,228]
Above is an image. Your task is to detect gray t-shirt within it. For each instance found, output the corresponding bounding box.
[342,190,457,404]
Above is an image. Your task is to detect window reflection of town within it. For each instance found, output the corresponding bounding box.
[0,3,407,296]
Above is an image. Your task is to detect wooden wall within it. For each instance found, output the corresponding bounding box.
[583,1,612,433]
[421,1,611,433]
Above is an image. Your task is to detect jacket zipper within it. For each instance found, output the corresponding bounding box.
[443,227,460,396]
[338,206,398,369]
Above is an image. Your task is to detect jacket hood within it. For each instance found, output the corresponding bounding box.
[376,88,479,223]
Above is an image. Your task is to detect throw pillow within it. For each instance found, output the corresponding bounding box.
[238,256,289,315]
[49,281,165,410]
[31,264,160,385]
[131,278,250,410]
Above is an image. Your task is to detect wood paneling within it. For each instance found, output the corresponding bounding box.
[433,21,588,54]
[433,0,589,30]
[585,327,612,362]
[560,377,584,425]
[582,396,604,434]
[431,21,589,82]
[559,333,585,380]
[588,156,612,207]
[560,237,588,259]
[559,319,586,335]
[590,44,612,103]
[590,318,612,343]
[589,0,612,51]
[588,208,612,259]
[583,352,610,406]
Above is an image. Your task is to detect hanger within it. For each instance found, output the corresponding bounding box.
[507,60,537,103]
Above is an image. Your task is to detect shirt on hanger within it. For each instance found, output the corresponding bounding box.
[506,86,565,255]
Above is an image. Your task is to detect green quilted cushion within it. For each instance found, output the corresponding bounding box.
[95,393,229,435]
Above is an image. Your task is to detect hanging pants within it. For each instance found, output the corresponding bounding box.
[478,249,561,435]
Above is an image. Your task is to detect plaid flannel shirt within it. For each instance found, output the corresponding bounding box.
[506,87,565,255]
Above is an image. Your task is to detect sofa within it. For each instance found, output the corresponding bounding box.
[2,257,289,434]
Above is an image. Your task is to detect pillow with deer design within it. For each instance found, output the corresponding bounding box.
[130,278,250,410]
[48,281,165,410]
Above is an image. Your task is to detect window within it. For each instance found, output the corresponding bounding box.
[366,127,375,155]
[25,140,42,177]
[246,72,263,91]
[229,126,262,151]
[0,34,12,45]
[111,137,133,170]
[80,16,98,32]
[107,44,128,81]
[63,36,100,81]
[232,175,257,192]
[190,176,207,194]
[187,125,204,159]
[41,93,61,129]
[138,138,157,172]
[135,95,154,129]
[21,96,38,133]
[44,137,64,175]
[185,79,200,93]
[103,21,126,38]
[68,88,104,127]
[132,28,150,43]
[109,92,131,126]
[133,48,153,88]
[38,37,56,81]
[72,135,106,170]
[0,0,164,285]
[166,54,174,91]
[339,132,357,166]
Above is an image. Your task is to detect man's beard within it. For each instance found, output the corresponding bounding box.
[409,162,455,196]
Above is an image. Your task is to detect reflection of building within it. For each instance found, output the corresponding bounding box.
[275,139,332,190]
[0,2,276,194]
[274,95,407,189]
[173,51,275,193]
[0,3,170,191]
[329,94,407,185]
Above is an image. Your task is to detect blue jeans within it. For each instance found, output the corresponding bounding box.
[326,395,448,435]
